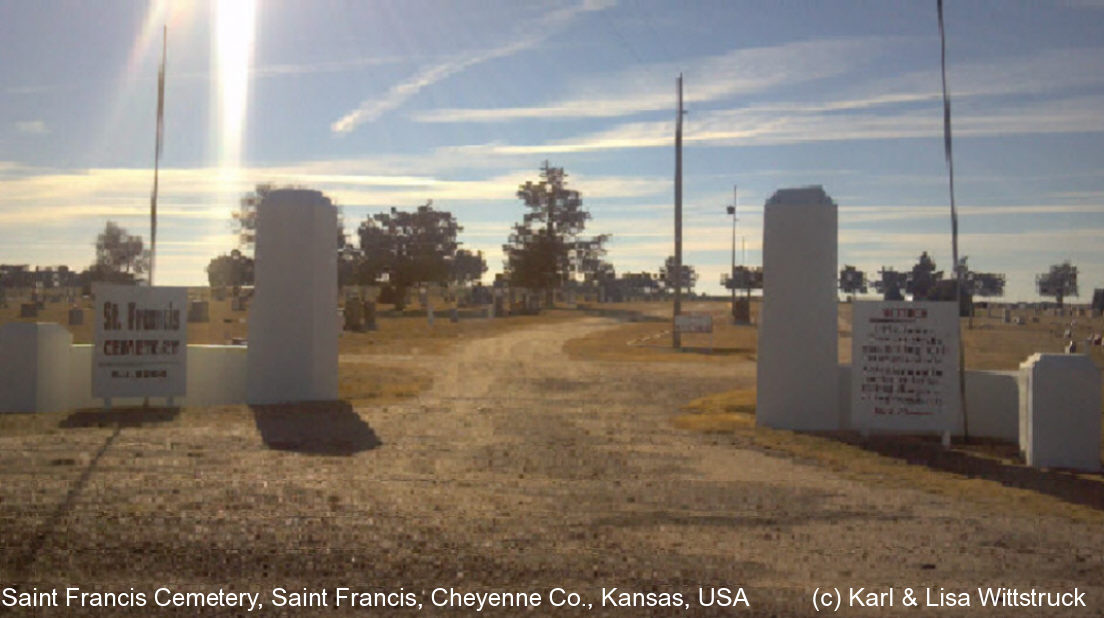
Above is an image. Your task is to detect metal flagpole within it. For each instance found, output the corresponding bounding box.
[150,25,166,286]
[938,0,969,442]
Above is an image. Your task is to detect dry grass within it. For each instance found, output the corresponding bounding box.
[673,388,1104,524]
[339,307,581,357]
[338,360,431,405]
[564,300,759,363]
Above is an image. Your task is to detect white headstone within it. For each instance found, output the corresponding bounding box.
[757,186,840,430]
[0,322,72,413]
[247,189,338,404]
[1018,353,1101,471]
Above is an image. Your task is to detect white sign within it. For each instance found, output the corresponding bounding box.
[851,301,960,433]
[675,313,713,333]
[93,284,187,399]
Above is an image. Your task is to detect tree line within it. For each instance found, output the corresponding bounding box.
[204,163,673,307]
[14,162,1080,309]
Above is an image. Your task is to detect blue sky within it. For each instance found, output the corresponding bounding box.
[1,0,1103,301]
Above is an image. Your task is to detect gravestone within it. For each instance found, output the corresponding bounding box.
[1019,353,1101,471]
[247,189,338,405]
[187,300,210,323]
[231,296,246,312]
[363,300,377,331]
[19,303,37,318]
[1002,308,1011,324]
[68,308,84,326]
[732,297,750,324]
[757,186,840,430]
[343,300,364,332]
[213,287,227,301]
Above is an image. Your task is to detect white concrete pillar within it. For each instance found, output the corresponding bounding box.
[247,189,338,404]
[756,186,840,430]
[1018,353,1101,471]
[0,322,72,413]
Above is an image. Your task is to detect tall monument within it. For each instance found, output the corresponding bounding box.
[247,189,338,404]
[757,186,840,430]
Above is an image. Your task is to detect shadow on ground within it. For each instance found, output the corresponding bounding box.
[828,432,1104,512]
[251,400,381,455]
[59,406,180,428]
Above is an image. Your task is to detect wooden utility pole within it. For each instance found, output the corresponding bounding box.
[726,186,737,314]
[672,75,684,348]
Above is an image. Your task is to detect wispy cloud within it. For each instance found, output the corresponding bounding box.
[413,36,895,123]
[331,0,617,133]
[14,120,48,135]
[474,92,1104,154]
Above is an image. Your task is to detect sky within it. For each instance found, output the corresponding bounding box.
[1,0,1103,301]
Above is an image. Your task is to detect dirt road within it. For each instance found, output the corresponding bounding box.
[2,317,1102,616]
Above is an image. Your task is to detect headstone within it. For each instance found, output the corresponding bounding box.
[449,307,459,323]
[1019,353,1101,471]
[19,303,38,318]
[247,189,338,405]
[343,300,364,332]
[187,300,210,323]
[231,296,246,312]
[1002,308,1011,324]
[68,308,84,325]
[363,300,377,331]
[732,297,750,324]
[213,287,227,301]
[0,322,72,413]
[757,186,840,430]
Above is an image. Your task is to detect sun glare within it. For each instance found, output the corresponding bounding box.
[214,0,257,188]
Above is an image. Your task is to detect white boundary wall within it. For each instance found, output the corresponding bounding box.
[757,186,840,430]
[0,341,246,412]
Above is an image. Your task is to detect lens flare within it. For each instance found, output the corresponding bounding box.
[214,0,257,194]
